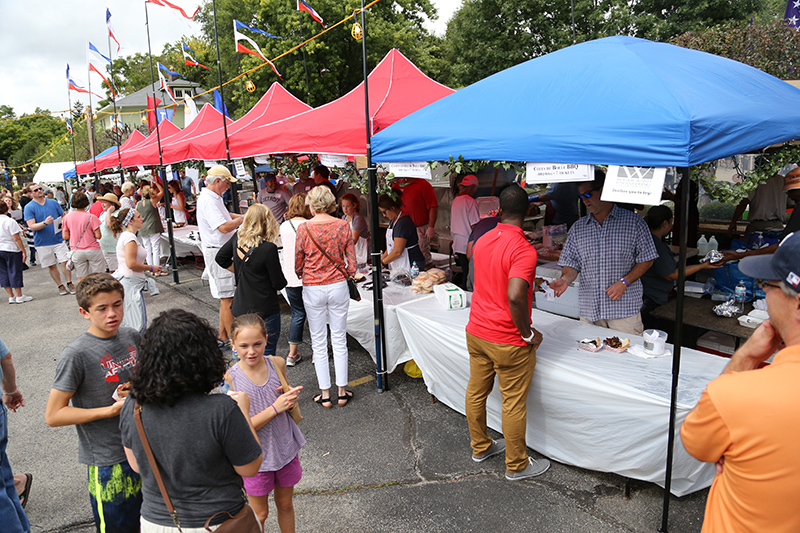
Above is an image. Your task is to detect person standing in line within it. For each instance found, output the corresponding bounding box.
[681,232,800,532]
[294,187,356,408]
[119,183,136,212]
[45,274,143,533]
[62,193,104,283]
[392,176,438,267]
[310,165,337,200]
[340,193,370,267]
[550,169,658,336]
[0,336,30,533]
[450,174,481,289]
[279,194,310,367]
[97,194,121,273]
[55,186,68,211]
[465,184,550,481]
[196,165,244,350]
[178,168,195,202]
[0,201,32,304]
[23,183,74,295]
[136,182,166,276]
[167,181,188,227]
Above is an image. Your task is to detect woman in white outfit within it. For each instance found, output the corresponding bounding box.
[136,182,167,276]
[294,187,356,408]
[167,180,188,226]
[278,194,310,366]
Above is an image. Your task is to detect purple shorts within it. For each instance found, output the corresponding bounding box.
[243,455,302,496]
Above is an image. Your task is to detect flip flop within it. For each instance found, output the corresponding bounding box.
[338,390,354,407]
[19,473,32,509]
[313,393,333,409]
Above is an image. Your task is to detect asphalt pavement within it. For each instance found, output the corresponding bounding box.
[2,259,709,532]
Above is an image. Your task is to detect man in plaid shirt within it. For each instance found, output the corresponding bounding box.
[550,169,658,335]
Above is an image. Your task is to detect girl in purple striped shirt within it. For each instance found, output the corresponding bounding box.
[226,314,305,532]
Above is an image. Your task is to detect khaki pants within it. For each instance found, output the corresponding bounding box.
[416,224,432,265]
[465,332,537,473]
[580,313,643,336]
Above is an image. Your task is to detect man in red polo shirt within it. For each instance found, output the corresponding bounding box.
[392,177,438,266]
[465,184,550,481]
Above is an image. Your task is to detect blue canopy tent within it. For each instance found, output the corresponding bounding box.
[372,36,800,531]
[62,146,118,180]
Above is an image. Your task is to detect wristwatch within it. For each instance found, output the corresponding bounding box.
[521,330,536,344]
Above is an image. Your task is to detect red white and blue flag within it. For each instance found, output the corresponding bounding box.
[145,0,198,20]
[156,66,178,105]
[88,42,116,98]
[106,8,121,53]
[157,62,186,80]
[66,64,102,98]
[297,0,325,28]
[182,43,210,70]
[233,21,283,79]
[786,0,800,27]
[234,19,283,40]
[66,118,76,135]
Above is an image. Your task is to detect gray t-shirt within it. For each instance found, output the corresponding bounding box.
[641,235,677,307]
[52,328,140,466]
[257,188,292,224]
[119,394,262,527]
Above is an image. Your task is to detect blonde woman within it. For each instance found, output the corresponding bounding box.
[216,204,287,356]
[295,186,356,408]
[279,194,310,366]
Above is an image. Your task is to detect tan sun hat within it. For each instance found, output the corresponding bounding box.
[207,164,237,182]
[98,193,121,207]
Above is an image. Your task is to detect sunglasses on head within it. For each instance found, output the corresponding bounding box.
[579,188,600,199]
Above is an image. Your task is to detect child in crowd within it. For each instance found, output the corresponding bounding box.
[226,314,305,532]
[45,273,142,533]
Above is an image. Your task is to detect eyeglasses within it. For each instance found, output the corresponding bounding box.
[757,279,781,290]
[579,188,600,199]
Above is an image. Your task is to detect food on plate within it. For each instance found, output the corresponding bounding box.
[578,337,603,352]
[603,336,630,350]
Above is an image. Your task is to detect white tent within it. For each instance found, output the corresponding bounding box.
[32,162,78,184]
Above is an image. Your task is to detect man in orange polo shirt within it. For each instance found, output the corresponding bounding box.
[465,184,550,481]
[681,232,800,532]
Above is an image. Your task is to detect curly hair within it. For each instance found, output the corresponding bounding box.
[238,204,279,249]
[108,207,132,237]
[130,309,227,406]
[121,182,135,194]
[305,185,336,214]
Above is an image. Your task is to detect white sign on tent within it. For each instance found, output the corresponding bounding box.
[525,163,593,184]
[601,166,667,205]
[319,154,349,169]
[387,161,432,180]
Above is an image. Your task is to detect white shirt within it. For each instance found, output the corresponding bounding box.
[450,194,480,254]
[120,195,136,211]
[116,231,146,278]
[279,218,305,287]
[0,216,22,252]
[196,188,234,248]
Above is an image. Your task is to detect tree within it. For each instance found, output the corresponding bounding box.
[630,0,766,41]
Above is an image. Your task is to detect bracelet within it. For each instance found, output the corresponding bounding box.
[271,404,278,416]
[150,265,153,272]
[3,389,18,395]
[620,278,630,288]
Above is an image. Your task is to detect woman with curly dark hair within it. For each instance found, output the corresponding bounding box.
[118,309,262,532]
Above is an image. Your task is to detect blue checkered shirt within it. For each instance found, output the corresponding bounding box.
[558,204,658,321]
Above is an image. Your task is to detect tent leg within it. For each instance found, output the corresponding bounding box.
[659,166,691,532]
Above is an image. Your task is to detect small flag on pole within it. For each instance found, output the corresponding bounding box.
[146,95,162,131]
[182,44,210,70]
[233,19,283,39]
[785,0,800,27]
[213,89,229,117]
[66,118,76,135]
[233,22,283,79]
[107,9,121,53]
[146,0,199,20]
[67,64,103,98]
[88,42,116,97]
[157,62,187,80]
[156,67,178,105]
[297,0,325,28]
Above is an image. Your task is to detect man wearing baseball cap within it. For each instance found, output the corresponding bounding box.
[451,174,480,289]
[196,165,244,349]
[681,232,800,532]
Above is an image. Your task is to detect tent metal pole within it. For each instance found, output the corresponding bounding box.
[211,0,237,211]
[361,0,388,392]
[659,165,691,532]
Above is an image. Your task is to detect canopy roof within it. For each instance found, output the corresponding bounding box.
[372,37,800,167]
[229,49,455,158]
[162,83,310,165]
[34,162,75,184]
[116,120,182,169]
[160,104,232,165]
[75,130,146,175]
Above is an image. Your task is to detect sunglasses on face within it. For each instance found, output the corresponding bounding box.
[30,188,42,192]
[757,279,781,290]
[579,188,599,199]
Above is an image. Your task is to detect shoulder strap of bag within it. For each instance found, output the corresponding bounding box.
[71,215,92,251]
[305,226,349,280]
[268,355,292,394]
[134,401,183,531]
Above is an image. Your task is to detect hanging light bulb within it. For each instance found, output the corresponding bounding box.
[93,113,98,119]
[246,80,256,93]
[50,152,55,157]
[141,114,147,124]
[351,20,363,40]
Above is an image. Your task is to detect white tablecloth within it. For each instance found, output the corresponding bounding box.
[395,297,726,496]
[160,224,202,258]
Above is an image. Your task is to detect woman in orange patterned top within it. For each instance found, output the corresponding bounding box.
[295,186,357,409]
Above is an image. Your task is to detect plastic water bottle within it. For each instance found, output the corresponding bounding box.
[708,235,718,252]
[410,261,419,278]
[734,280,747,312]
[703,277,716,294]
[697,235,709,256]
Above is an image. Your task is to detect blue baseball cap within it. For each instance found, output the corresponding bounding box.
[739,232,800,294]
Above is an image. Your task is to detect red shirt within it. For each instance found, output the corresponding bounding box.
[89,200,104,218]
[393,178,438,227]
[466,223,537,346]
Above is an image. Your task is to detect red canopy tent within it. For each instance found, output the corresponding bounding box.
[74,130,146,175]
[228,49,455,158]
[162,83,309,165]
[159,104,232,165]
[122,120,183,167]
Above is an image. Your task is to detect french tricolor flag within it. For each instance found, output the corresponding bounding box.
[66,64,102,98]
[107,9,121,53]
[297,0,325,28]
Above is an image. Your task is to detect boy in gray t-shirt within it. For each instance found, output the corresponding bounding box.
[45,273,142,533]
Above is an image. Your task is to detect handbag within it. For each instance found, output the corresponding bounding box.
[65,218,92,271]
[133,402,261,533]
[304,227,361,301]
[267,356,303,424]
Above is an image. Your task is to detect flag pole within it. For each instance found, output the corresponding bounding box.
[66,87,79,188]
[236,52,248,113]
[211,0,237,211]
[144,0,180,284]
[297,11,312,105]
[85,50,99,189]
[107,33,125,186]
[360,0,388,392]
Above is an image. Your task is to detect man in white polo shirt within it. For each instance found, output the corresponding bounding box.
[196,165,243,349]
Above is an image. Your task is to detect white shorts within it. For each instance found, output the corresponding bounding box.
[102,250,118,271]
[39,242,69,268]
[202,245,235,299]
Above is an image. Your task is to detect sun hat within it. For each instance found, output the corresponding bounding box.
[206,165,237,182]
[98,193,121,207]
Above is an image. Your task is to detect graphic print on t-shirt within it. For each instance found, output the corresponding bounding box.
[99,345,137,383]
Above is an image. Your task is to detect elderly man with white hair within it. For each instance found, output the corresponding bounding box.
[196,165,244,349]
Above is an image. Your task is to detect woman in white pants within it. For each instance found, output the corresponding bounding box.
[294,186,357,408]
[136,181,167,276]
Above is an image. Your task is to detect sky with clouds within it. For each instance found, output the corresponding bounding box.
[0,0,461,117]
